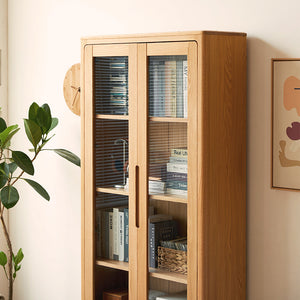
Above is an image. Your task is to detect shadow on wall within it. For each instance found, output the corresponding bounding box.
[247,37,300,300]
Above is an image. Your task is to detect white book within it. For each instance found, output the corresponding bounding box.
[183,60,188,118]
[167,163,188,174]
[108,212,114,259]
[148,180,165,190]
[169,156,188,164]
[166,188,188,197]
[118,210,125,262]
[113,208,119,260]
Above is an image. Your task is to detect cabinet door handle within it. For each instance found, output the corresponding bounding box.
[135,165,140,228]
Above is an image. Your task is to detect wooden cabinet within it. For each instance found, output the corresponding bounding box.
[81,31,247,300]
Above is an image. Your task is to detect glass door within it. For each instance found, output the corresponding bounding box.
[83,44,138,300]
[145,42,198,300]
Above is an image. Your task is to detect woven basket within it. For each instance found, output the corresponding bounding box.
[157,246,187,275]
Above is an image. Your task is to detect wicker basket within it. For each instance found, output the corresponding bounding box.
[157,246,187,275]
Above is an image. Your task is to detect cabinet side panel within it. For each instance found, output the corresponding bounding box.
[201,33,247,300]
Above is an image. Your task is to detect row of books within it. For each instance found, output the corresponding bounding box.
[149,58,188,118]
[96,207,129,262]
[149,148,188,197]
[160,237,187,252]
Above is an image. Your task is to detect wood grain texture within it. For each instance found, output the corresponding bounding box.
[200,32,247,300]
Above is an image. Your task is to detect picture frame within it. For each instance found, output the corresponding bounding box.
[272,58,300,190]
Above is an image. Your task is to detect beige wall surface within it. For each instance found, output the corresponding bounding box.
[0,0,8,298]
[6,0,300,300]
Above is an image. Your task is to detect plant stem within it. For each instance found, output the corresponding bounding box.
[0,212,13,300]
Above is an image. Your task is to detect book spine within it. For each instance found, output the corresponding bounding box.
[118,211,124,261]
[166,188,188,196]
[108,212,114,259]
[124,208,129,262]
[96,210,101,257]
[148,180,165,190]
[113,208,119,260]
[165,61,176,117]
[170,148,188,158]
[167,171,187,182]
[153,60,160,116]
[166,181,187,190]
[169,156,188,164]
[149,222,156,268]
[103,210,110,258]
[166,163,188,174]
[176,60,184,118]
[159,61,165,117]
[183,60,188,118]
[170,61,177,118]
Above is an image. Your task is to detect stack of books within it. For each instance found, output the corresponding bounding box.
[149,58,188,118]
[96,207,129,262]
[109,58,128,115]
[166,148,188,196]
[148,214,178,268]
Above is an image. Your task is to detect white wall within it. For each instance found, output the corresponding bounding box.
[0,0,8,298]
[7,0,300,299]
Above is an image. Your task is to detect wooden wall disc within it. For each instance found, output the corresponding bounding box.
[63,63,81,116]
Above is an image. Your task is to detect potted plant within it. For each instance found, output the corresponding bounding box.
[0,102,80,300]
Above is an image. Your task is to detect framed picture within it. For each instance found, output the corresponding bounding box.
[272,58,300,190]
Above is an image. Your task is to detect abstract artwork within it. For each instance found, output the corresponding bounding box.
[272,59,300,190]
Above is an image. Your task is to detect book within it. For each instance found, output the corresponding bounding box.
[156,291,187,300]
[166,163,188,174]
[169,156,188,164]
[96,210,102,257]
[166,180,187,190]
[148,218,178,268]
[167,171,187,182]
[170,148,188,158]
[176,60,184,118]
[166,188,187,197]
[102,210,110,258]
[108,211,114,259]
[183,60,188,118]
[124,208,129,262]
[118,209,125,261]
[103,290,128,300]
[165,61,177,117]
[148,180,165,195]
[160,237,187,251]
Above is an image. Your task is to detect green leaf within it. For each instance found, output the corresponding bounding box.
[0,125,18,147]
[8,162,18,174]
[24,119,42,148]
[13,272,16,279]
[0,162,9,189]
[12,151,34,175]
[36,107,50,134]
[0,185,19,209]
[53,149,80,166]
[22,178,50,201]
[1,128,20,149]
[28,102,39,123]
[14,248,24,265]
[0,118,7,133]
[0,251,7,266]
[49,118,58,132]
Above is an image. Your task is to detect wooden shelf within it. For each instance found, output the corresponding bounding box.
[149,268,187,284]
[95,259,187,284]
[96,187,129,196]
[149,193,187,204]
[149,117,188,123]
[96,259,129,272]
[95,114,129,120]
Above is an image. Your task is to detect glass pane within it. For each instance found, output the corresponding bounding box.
[94,57,128,115]
[148,55,188,299]
[93,56,129,299]
[148,55,187,118]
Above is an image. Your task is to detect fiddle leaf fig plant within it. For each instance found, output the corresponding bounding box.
[0,102,80,300]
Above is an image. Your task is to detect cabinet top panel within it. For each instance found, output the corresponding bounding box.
[81,31,246,46]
